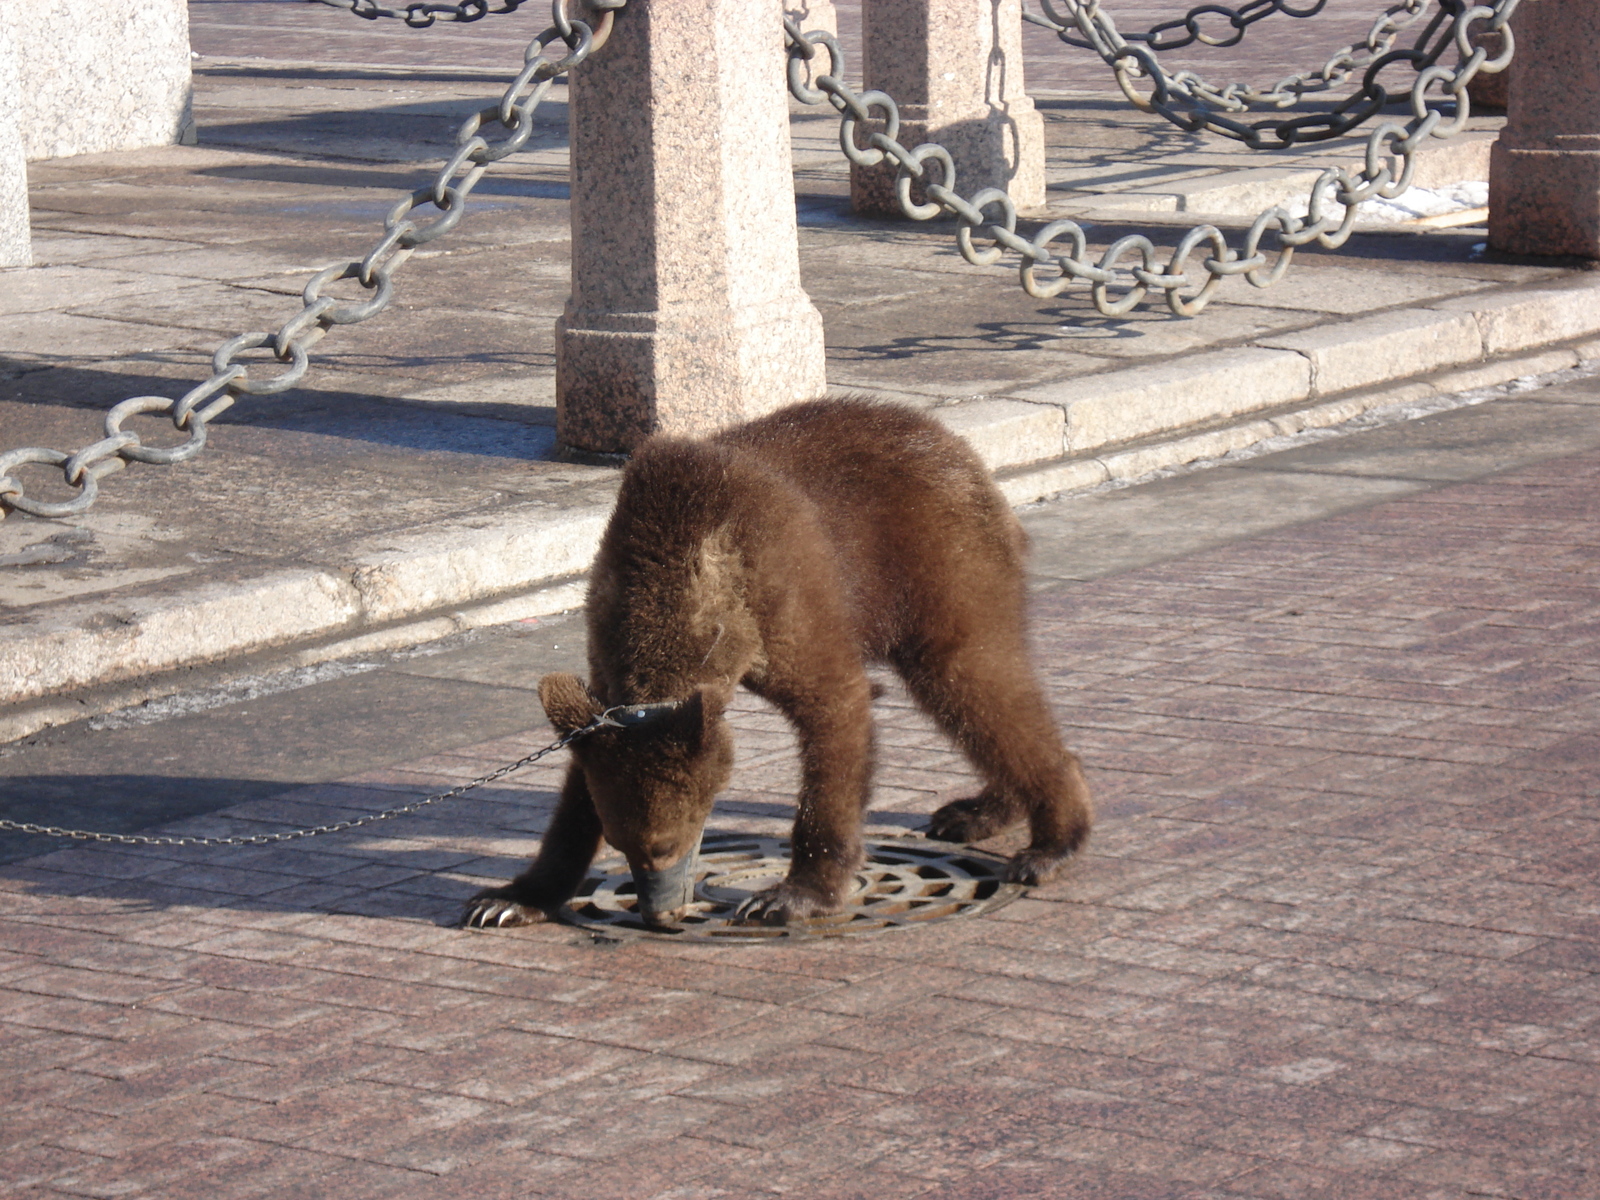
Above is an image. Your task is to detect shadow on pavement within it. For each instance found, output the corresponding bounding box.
[0,772,559,930]
[199,163,572,203]
[195,97,571,164]
[2,366,561,458]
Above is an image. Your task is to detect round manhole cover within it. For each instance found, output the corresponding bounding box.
[563,833,1024,942]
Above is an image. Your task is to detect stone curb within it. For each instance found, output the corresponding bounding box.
[4,274,1600,731]
[0,507,609,711]
[986,274,1600,491]
[1065,131,1497,219]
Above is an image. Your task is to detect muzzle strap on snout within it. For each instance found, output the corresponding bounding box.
[632,836,703,926]
[559,701,683,748]
[595,701,682,730]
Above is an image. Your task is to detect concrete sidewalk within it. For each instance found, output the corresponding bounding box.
[4,1,1600,734]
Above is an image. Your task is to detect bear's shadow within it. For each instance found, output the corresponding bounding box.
[0,772,957,929]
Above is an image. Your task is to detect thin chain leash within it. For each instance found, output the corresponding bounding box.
[0,0,624,524]
[0,701,674,849]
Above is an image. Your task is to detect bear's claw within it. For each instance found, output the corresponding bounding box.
[462,889,552,929]
[1005,847,1073,887]
[733,881,840,926]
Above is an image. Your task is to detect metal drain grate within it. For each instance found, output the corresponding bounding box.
[563,833,1023,942]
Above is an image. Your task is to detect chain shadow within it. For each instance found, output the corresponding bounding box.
[832,306,1147,361]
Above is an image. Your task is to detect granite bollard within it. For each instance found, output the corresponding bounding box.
[0,0,194,162]
[555,0,828,454]
[850,0,1045,218]
[0,0,196,270]
[1488,0,1600,260]
[0,22,29,269]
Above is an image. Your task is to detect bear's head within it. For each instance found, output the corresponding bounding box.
[538,672,734,926]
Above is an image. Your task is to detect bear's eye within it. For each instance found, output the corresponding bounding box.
[641,843,687,869]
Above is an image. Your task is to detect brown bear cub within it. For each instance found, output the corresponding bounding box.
[464,397,1092,928]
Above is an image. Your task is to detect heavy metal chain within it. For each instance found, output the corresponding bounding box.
[1154,0,1436,116]
[309,0,532,28]
[0,700,674,847]
[0,0,622,523]
[1031,0,1448,143]
[784,0,1515,320]
[1089,0,1331,53]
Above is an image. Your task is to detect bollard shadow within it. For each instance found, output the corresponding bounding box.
[197,66,563,89]
[216,386,564,459]
[2,362,563,462]
[192,63,572,165]
[195,162,571,203]
[0,773,318,866]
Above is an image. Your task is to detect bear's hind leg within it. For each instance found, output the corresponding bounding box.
[897,644,1092,886]
[464,763,603,927]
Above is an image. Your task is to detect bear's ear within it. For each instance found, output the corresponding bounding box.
[538,673,603,734]
[675,683,728,752]
[696,682,728,725]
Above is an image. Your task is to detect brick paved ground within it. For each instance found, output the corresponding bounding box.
[4,432,1598,1198]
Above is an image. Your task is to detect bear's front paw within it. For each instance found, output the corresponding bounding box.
[733,880,841,926]
[927,795,1022,843]
[462,886,554,929]
[1004,847,1074,887]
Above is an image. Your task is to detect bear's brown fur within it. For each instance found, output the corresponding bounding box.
[464,397,1092,927]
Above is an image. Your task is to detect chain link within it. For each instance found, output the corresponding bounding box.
[309,0,625,28]
[1030,0,1455,143]
[308,0,531,29]
[0,0,619,523]
[1111,0,1330,52]
[784,0,1516,320]
[1158,0,1436,114]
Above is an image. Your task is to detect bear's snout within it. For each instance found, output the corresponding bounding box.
[630,836,703,927]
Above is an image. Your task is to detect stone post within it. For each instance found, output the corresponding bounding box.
[0,21,30,269]
[556,0,829,454]
[851,0,1045,217]
[0,1,195,162]
[1488,0,1600,259]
